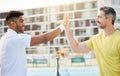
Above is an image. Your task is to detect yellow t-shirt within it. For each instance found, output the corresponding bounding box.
[85,30,120,76]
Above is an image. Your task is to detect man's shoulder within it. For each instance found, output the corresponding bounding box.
[17,33,31,38]
[91,33,102,39]
[115,30,120,34]
[114,30,120,39]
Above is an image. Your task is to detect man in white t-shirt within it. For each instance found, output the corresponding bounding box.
[0,11,66,76]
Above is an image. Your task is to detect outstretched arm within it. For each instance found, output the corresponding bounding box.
[64,14,91,53]
[30,15,67,46]
[30,27,61,46]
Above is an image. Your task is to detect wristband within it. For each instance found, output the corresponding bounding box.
[58,24,65,32]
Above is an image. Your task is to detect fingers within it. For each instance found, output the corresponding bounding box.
[62,13,69,27]
[64,13,69,21]
[63,14,69,20]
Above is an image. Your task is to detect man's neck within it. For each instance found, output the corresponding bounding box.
[103,26,115,36]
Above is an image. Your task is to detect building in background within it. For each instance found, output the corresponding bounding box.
[0,0,120,67]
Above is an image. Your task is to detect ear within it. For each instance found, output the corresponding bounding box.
[108,17,112,24]
[9,21,16,28]
[10,21,15,25]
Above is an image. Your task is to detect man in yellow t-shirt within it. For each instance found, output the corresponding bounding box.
[64,6,120,76]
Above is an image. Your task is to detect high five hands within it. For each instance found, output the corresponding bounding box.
[62,14,70,29]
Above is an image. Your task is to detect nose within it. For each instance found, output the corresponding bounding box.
[22,23,25,27]
[95,17,99,23]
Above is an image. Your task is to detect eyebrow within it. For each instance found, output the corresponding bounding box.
[20,19,24,22]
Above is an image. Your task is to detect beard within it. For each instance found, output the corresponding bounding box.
[14,21,24,33]
[97,21,106,29]
[16,25,24,33]
[98,25,106,29]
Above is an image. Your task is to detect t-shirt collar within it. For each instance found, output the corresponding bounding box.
[7,29,17,35]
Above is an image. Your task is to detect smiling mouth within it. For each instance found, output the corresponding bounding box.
[97,23,100,25]
[97,21,101,24]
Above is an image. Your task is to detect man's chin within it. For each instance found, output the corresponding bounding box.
[22,29,24,33]
[20,30,24,33]
[98,26,104,29]
[21,31,24,33]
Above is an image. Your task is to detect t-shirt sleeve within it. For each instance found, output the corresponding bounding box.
[16,34,31,48]
[117,39,120,55]
[85,37,94,51]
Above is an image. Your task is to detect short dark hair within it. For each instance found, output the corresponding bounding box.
[100,6,116,25]
[5,11,24,22]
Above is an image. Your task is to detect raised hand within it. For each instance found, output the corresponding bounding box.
[62,14,70,28]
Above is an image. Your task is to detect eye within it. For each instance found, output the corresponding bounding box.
[20,19,24,23]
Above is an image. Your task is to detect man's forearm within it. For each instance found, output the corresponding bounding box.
[30,24,64,46]
[65,27,79,52]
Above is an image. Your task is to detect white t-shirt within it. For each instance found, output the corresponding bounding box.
[0,29,31,76]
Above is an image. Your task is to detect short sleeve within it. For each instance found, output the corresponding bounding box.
[16,34,31,48]
[85,38,94,51]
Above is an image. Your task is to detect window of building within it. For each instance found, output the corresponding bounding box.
[74,12,82,18]
[39,16,44,22]
[75,20,85,27]
[90,11,97,17]
[90,19,97,26]
[85,20,90,26]
[29,17,35,22]
[77,37,90,42]
[50,14,57,21]
[35,32,40,35]
[0,22,3,26]
[32,9,36,14]
[55,47,59,51]
[50,23,55,29]
[50,40,54,45]
[0,28,2,33]
[111,0,120,5]
[65,4,74,11]
[76,3,84,10]
[58,5,64,12]
[44,41,48,45]
[81,37,89,42]
[25,25,30,31]
[91,2,97,8]
[70,21,74,27]
[26,48,37,54]
[60,31,65,37]
[34,9,39,14]
[0,12,8,19]
[78,37,81,42]
[116,18,120,23]
[80,29,86,35]
[4,27,8,32]
[50,7,57,13]
[45,7,50,13]
[32,24,41,30]
[49,47,54,54]
[75,29,86,36]
[75,21,79,27]
[39,8,44,14]
[93,28,98,34]
[69,13,74,19]
[57,14,63,20]
[115,8,120,15]
[60,39,64,44]
[75,29,80,36]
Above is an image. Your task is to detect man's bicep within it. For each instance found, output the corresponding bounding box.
[30,34,48,46]
[79,42,91,53]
